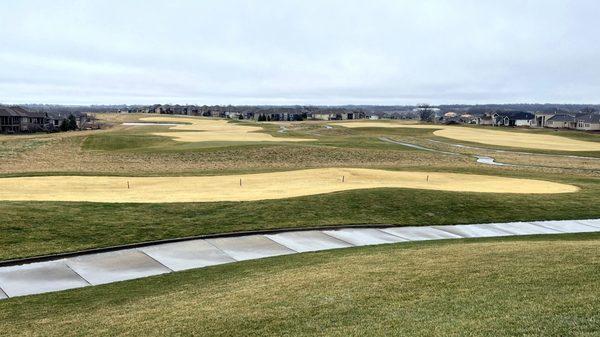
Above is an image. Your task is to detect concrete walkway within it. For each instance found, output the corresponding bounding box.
[1,219,599,300]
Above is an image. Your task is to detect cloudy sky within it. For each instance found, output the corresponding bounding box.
[1,0,599,105]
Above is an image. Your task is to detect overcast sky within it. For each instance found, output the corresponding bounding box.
[1,0,599,105]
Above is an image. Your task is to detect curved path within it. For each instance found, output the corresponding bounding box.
[379,137,516,166]
[379,137,458,156]
[427,139,600,160]
[1,219,599,299]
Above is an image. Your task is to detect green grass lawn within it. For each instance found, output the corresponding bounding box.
[2,234,599,336]
[2,170,599,261]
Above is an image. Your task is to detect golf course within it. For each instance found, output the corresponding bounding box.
[6,2,600,335]
[1,114,600,336]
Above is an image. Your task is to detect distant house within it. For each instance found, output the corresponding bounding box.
[459,114,476,124]
[171,105,185,115]
[476,114,494,126]
[575,114,600,131]
[443,112,458,119]
[546,114,576,129]
[225,111,243,119]
[441,112,475,125]
[308,109,363,121]
[310,112,337,120]
[254,108,305,121]
[46,111,90,130]
[0,107,23,133]
[494,111,535,127]
[47,113,67,129]
[151,105,163,114]
[441,112,460,124]
[185,106,200,116]
[0,106,49,133]
[534,111,556,128]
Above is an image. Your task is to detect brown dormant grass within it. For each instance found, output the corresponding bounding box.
[0,168,578,203]
[140,116,314,143]
[339,121,600,151]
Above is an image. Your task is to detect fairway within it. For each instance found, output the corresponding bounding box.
[0,168,578,203]
[138,116,314,143]
[339,121,600,151]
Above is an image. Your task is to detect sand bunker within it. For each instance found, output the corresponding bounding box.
[0,168,577,203]
[339,122,600,152]
[339,121,433,129]
[133,117,314,143]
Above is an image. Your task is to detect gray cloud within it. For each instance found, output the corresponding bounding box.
[1,0,599,104]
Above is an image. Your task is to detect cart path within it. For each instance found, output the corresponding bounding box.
[379,137,516,166]
[1,218,599,300]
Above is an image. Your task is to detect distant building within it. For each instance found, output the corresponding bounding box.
[255,108,305,121]
[310,112,336,120]
[575,114,600,131]
[0,106,93,133]
[444,112,458,118]
[459,114,476,124]
[0,106,48,133]
[533,111,556,128]
[308,109,363,121]
[493,111,535,127]
[546,114,576,129]
[476,114,494,126]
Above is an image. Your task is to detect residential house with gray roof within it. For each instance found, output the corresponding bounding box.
[546,114,576,129]
[575,113,600,131]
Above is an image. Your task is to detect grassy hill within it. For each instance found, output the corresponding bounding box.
[2,234,599,336]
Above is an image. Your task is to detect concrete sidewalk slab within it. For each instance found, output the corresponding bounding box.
[207,235,296,261]
[266,231,353,252]
[140,240,236,271]
[66,250,171,285]
[0,261,89,297]
[381,226,463,241]
[486,222,561,235]
[0,287,8,299]
[433,224,513,238]
[323,228,409,246]
[531,221,600,233]
[577,219,600,228]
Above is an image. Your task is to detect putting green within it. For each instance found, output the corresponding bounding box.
[137,116,314,143]
[0,168,578,203]
[339,121,600,152]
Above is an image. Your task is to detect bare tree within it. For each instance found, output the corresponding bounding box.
[417,103,434,122]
